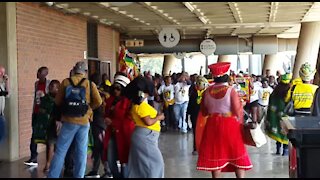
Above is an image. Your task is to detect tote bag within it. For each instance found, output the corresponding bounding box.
[243,121,267,148]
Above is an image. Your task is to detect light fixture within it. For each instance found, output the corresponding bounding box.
[45,2,54,6]
[199,16,208,24]
[184,2,195,12]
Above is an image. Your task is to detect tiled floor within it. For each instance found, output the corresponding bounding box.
[0,129,289,178]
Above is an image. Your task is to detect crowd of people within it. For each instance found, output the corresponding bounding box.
[15,59,320,178]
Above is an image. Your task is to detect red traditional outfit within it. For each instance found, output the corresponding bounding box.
[196,62,252,172]
[102,95,135,164]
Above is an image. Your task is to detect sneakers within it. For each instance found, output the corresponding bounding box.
[101,172,113,178]
[85,171,101,178]
[24,159,38,166]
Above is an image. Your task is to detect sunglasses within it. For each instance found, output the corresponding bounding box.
[113,84,122,91]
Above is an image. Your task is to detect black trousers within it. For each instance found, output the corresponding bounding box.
[29,138,38,160]
[91,125,105,173]
[190,111,199,151]
[164,105,176,128]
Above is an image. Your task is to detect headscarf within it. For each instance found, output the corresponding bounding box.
[299,62,315,82]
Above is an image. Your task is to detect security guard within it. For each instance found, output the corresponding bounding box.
[285,62,318,116]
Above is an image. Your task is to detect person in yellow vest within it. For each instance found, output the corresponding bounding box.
[285,62,318,116]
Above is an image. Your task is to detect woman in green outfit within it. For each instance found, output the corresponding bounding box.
[265,73,292,156]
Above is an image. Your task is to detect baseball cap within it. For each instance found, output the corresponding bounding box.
[73,61,88,74]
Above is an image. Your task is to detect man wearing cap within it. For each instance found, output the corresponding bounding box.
[285,62,318,116]
[196,62,252,178]
[48,61,102,178]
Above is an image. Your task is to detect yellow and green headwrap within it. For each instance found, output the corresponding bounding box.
[281,73,292,84]
[299,62,315,81]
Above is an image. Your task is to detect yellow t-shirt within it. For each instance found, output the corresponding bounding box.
[131,101,161,132]
[285,83,318,110]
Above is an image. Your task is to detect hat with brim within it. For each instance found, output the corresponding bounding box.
[73,61,88,74]
[208,62,231,77]
[114,75,130,87]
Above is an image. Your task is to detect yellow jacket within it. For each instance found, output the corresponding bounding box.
[55,74,102,125]
[285,83,318,110]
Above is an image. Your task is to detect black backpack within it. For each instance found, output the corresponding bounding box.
[62,78,89,117]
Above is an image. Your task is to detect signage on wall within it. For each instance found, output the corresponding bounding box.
[125,40,144,47]
[173,52,186,59]
[200,39,216,56]
[158,28,180,48]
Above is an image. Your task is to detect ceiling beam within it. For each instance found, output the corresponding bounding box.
[139,2,180,25]
[182,2,210,24]
[228,2,242,23]
[126,22,300,30]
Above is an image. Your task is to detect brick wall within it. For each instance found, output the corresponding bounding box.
[16,2,120,159]
[98,24,120,82]
[16,2,87,158]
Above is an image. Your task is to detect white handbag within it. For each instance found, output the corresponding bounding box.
[243,121,267,148]
[249,123,267,147]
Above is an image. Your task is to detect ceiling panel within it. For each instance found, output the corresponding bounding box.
[48,2,319,40]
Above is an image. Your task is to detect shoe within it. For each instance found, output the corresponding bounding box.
[181,130,188,134]
[192,151,198,155]
[282,149,289,156]
[24,159,38,166]
[101,172,113,178]
[85,171,100,178]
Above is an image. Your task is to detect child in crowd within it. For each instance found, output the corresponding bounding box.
[158,76,175,130]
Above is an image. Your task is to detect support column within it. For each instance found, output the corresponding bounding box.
[248,54,254,75]
[205,55,208,75]
[0,2,19,161]
[181,57,185,72]
[162,54,177,76]
[217,55,230,62]
[262,54,278,76]
[293,22,320,79]
[313,49,320,85]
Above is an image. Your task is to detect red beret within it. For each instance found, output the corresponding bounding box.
[208,62,231,77]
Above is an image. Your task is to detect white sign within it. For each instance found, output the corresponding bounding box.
[158,28,180,48]
[200,39,216,56]
[174,52,186,59]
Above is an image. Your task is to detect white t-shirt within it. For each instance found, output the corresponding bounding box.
[250,82,262,103]
[258,86,273,106]
[174,82,191,104]
[158,84,175,102]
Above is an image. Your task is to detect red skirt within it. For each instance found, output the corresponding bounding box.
[196,114,253,172]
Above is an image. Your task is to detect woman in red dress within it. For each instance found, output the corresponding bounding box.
[102,74,136,178]
[196,62,252,178]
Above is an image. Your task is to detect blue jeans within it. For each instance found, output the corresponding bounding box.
[174,102,188,132]
[48,122,90,178]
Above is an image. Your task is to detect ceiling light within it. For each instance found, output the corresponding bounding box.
[134,18,140,21]
[119,11,127,14]
[45,2,54,6]
[83,12,91,16]
[128,14,134,18]
[199,16,208,24]
[184,2,195,12]
[151,6,158,9]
